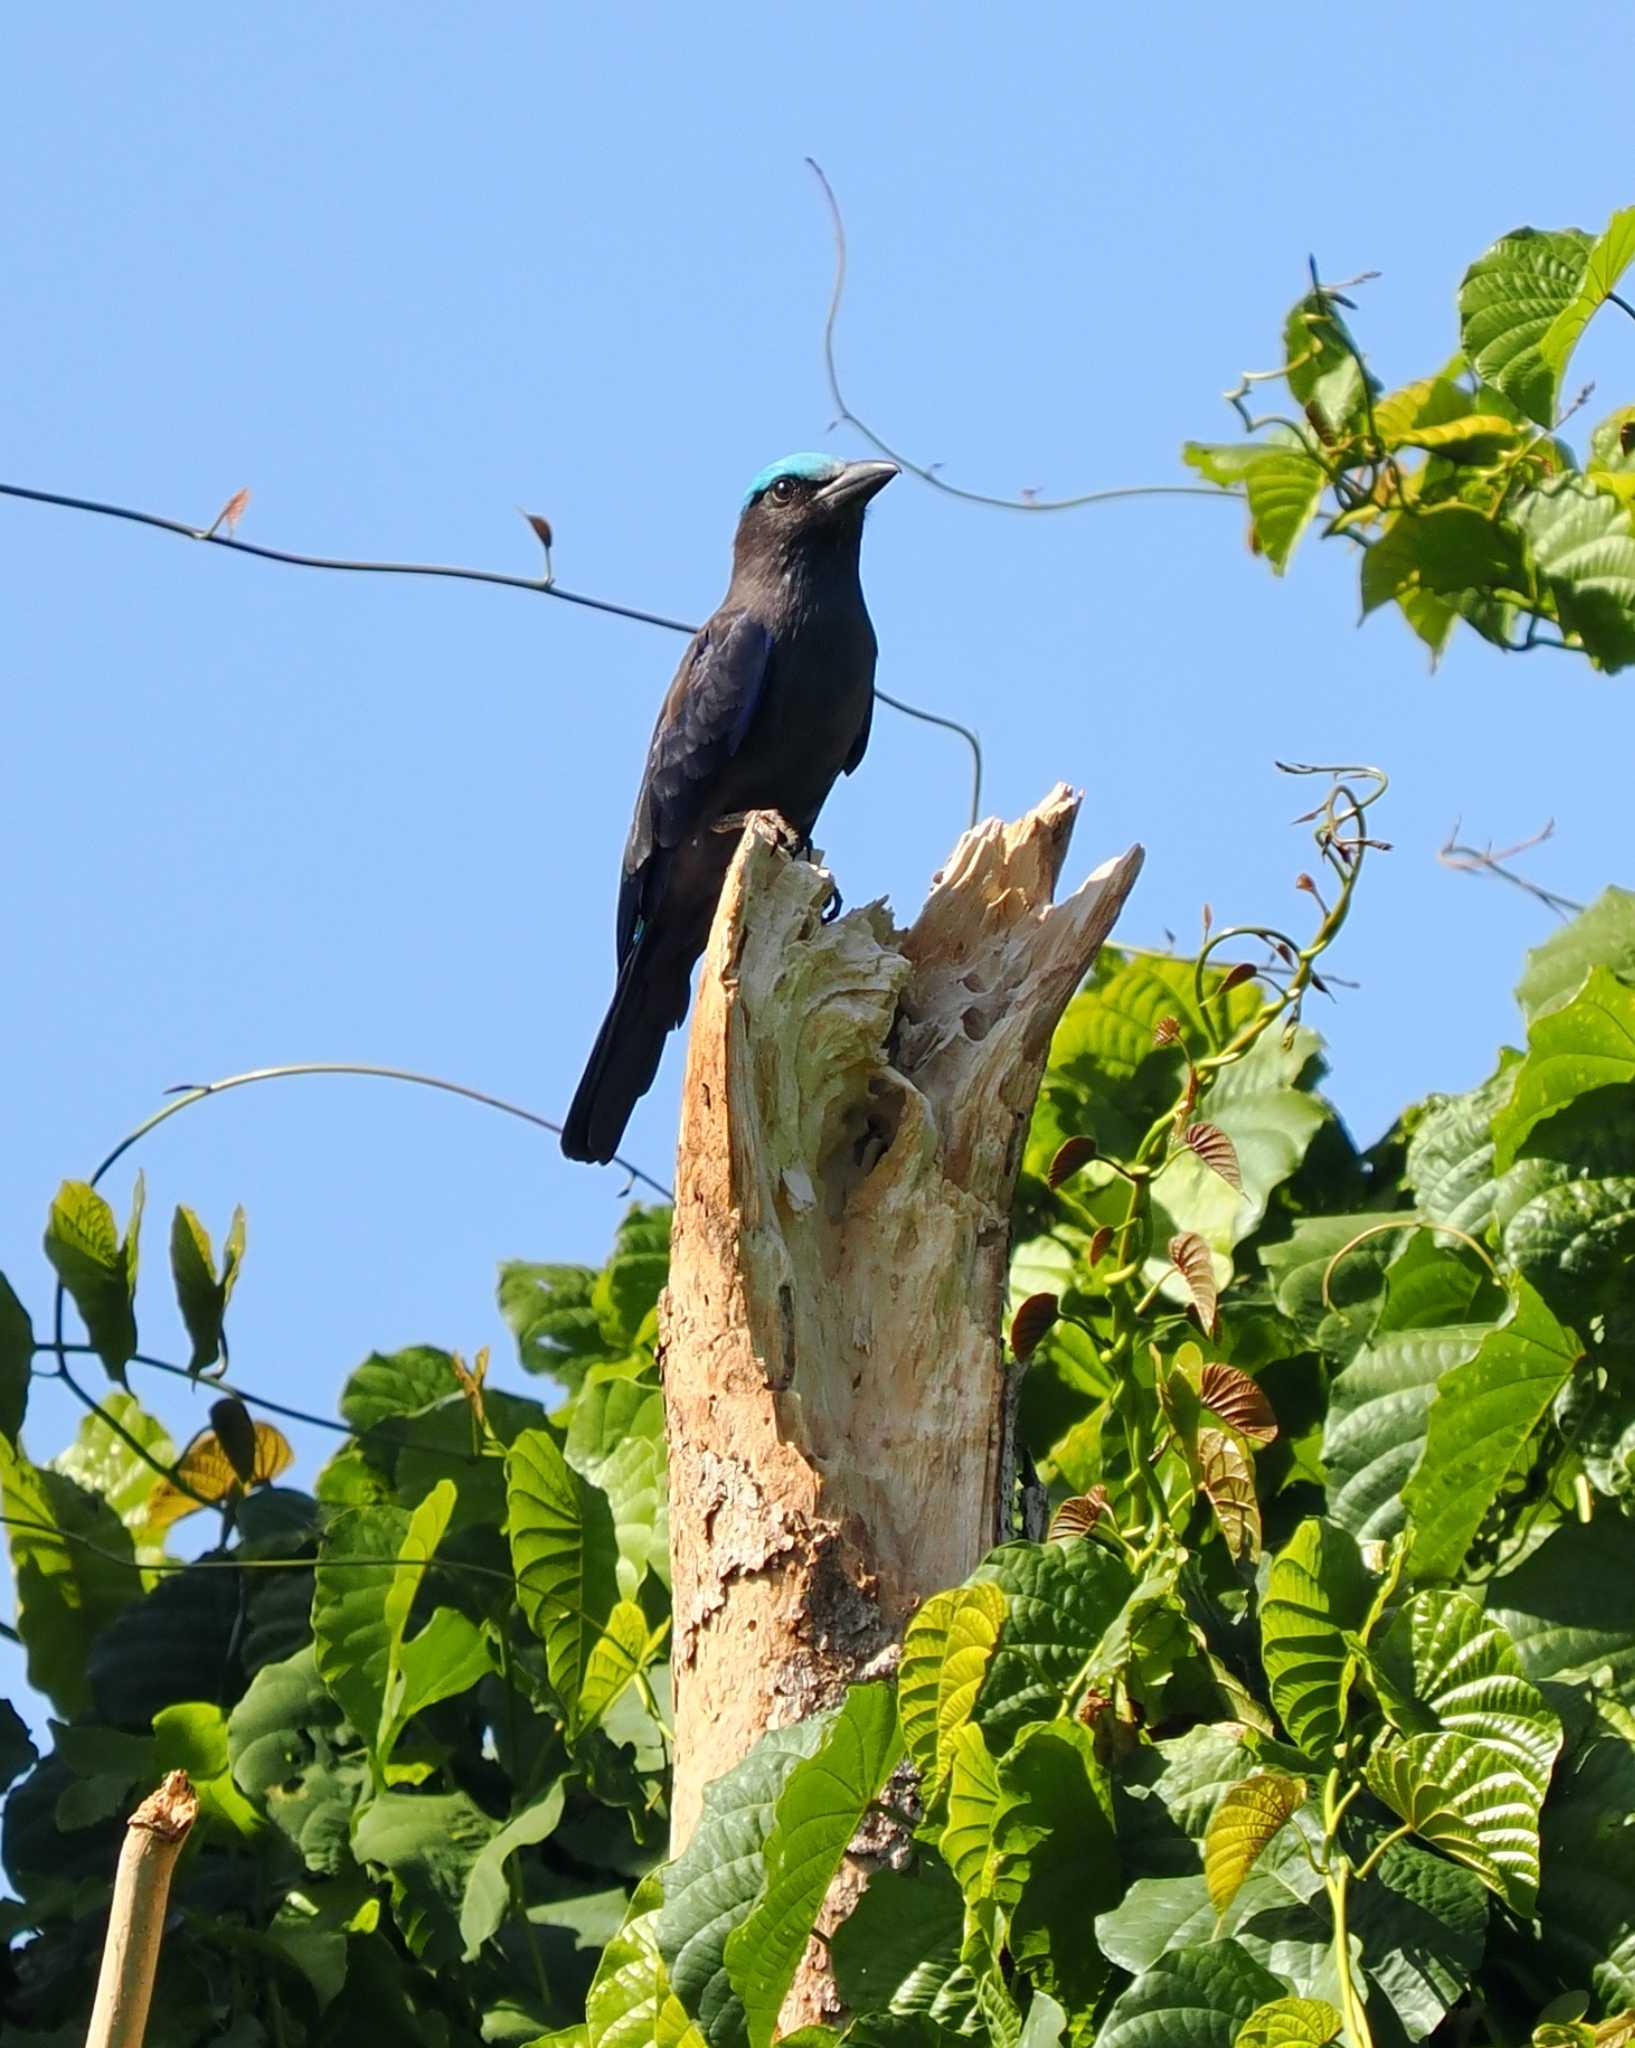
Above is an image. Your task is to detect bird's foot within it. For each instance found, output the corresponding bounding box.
[821,881,844,924]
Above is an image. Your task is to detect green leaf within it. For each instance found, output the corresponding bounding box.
[0,1436,136,1714]
[996,1720,1120,2012]
[227,1645,365,1874]
[969,1538,1134,1750]
[1402,1282,1580,1579]
[898,1582,1007,1796]
[1260,1518,1369,1761]
[87,1558,244,1726]
[168,1203,245,1374]
[1517,887,1635,1021]
[1323,1324,1488,1539]
[1235,1998,1342,2048]
[1406,1061,1521,1234]
[459,1783,567,1958]
[577,1599,654,1731]
[338,1346,462,1432]
[43,1176,143,1382]
[1538,208,1635,393]
[593,1205,672,1346]
[1203,1773,1307,1912]
[725,1685,903,2048]
[1284,290,1376,437]
[152,1700,264,1838]
[1099,1941,1286,2048]
[507,1427,621,1731]
[352,1789,498,1965]
[1261,1212,1412,1367]
[1489,1519,1635,1707]
[1459,227,1594,425]
[565,1377,668,1595]
[941,1719,1006,1900]
[52,1388,177,1538]
[0,1274,33,1445]
[829,1849,964,2020]
[1496,965,1635,1168]
[1537,1701,1635,2008]
[391,1604,491,1741]
[590,1878,711,2047]
[1365,1591,1562,1912]
[499,1262,608,1384]
[657,1713,833,2048]
[311,1502,410,1754]
[1361,506,1532,616]
[1243,444,1327,573]
[1514,478,1635,671]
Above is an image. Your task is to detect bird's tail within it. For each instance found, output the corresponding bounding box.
[560,938,692,1165]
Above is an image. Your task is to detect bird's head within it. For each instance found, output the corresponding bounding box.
[733,453,897,571]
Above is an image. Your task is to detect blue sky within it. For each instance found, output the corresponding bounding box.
[4,6,1632,1735]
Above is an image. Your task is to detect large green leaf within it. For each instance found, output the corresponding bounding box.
[592,1205,672,1346]
[941,1719,1006,1902]
[227,1645,366,1874]
[507,1427,621,1731]
[0,1437,136,1714]
[657,1713,832,2047]
[168,1202,246,1374]
[1459,227,1594,425]
[459,1783,567,1958]
[51,1389,177,1540]
[1235,1999,1341,2048]
[1242,443,1327,573]
[1517,887,1635,1021]
[1513,478,1635,671]
[352,1789,498,1965]
[1361,506,1532,616]
[1323,1324,1488,1539]
[968,1538,1134,1750]
[589,1876,709,2048]
[724,1685,903,2048]
[830,1850,965,2021]
[1260,1518,1369,1762]
[87,1559,244,1727]
[338,1346,463,1432]
[1405,1061,1520,1234]
[1537,208,1635,396]
[1365,1592,1562,1912]
[311,1502,410,1753]
[1098,1940,1286,2048]
[1537,1701,1635,2007]
[898,1582,1007,1796]
[1489,1519,1635,1706]
[1261,1212,1412,1368]
[564,1377,668,1595]
[1495,965,1635,1168]
[43,1177,143,1383]
[1402,1282,1580,1579]
[996,1720,1120,2011]
[1203,1773,1308,1913]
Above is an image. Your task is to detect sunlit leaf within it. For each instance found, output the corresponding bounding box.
[1203,1772,1307,1911]
[899,1581,1007,1794]
[44,1177,143,1383]
[1170,1232,1218,1335]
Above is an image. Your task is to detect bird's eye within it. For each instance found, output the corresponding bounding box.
[770,475,798,504]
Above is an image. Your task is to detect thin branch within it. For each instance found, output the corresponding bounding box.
[50,1360,219,1509]
[0,476,984,827]
[805,159,1234,517]
[1438,818,1584,920]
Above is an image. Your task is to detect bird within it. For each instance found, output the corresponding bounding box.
[560,451,897,1165]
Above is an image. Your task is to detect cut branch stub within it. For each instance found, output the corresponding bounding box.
[661,785,1142,1900]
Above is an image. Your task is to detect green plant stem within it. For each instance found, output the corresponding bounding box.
[51,1361,217,1509]
[1352,1823,1414,1885]
[1326,1857,1373,2048]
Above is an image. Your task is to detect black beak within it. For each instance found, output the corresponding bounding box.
[814,459,899,511]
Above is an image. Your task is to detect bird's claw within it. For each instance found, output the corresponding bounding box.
[822,882,844,924]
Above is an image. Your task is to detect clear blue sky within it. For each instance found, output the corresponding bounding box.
[4,6,1632,1736]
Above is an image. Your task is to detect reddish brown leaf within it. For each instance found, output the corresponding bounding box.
[1047,1136,1098,1189]
[1198,1424,1260,1561]
[1009,1292,1059,1363]
[204,486,251,540]
[1088,1225,1115,1267]
[1217,961,1256,994]
[1623,420,1635,455]
[1049,1488,1109,1541]
[1184,1121,1243,1191]
[521,509,554,551]
[1198,1361,1277,1446]
[1169,1231,1219,1335]
[1153,1015,1182,1048]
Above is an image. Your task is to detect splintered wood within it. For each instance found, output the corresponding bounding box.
[662,785,1141,1878]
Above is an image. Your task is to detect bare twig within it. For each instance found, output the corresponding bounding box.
[1439,818,1583,919]
[85,1770,199,2048]
[805,159,1233,517]
[0,476,985,826]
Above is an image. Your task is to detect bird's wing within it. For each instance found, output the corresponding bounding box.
[617,609,774,960]
[842,684,874,776]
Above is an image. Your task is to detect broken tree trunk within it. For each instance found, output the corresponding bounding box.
[662,785,1142,1846]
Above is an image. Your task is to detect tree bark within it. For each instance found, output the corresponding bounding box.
[660,785,1141,2022]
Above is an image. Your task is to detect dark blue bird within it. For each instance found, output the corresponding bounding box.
[561,452,897,1164]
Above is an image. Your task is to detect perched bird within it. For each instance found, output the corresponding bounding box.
[561,452,897,1164]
